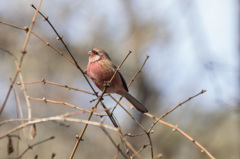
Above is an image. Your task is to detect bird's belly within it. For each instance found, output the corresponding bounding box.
[88,62,116,91]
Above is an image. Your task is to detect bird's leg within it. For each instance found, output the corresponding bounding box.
[103,81,112,88]
[90,81,111,103]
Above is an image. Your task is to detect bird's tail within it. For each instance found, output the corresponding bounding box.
[117,90,148,113]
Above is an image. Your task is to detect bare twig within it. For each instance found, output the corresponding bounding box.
[0,22,77,67]
[0,21,28,31]
[131,144,150,158]
[148,89,207,132]
[30,31,77,66]
[109,55,153,158]
[16,78,96,95]
[128,55,149,87]
[100,120,128,159]
[113,149,120,159]
[1,48,31,144]
[31,4,96,94]
[124,131,154,137]
[109,96,153,158]
[110,97,146,131]
[12,79,30,152]
[117,130,143,159]
[16,136,55,159]
[145,113,215,159]
[111,55,149,113]
[28,96,107,116]
[0,0,42,116]
[0,115,118,140]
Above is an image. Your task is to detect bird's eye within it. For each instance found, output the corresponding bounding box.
[92,50,99,55]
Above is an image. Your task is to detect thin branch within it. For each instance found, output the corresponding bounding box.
[21,1,42,121]
[113,149,120,159]
[30,31,77,67]
[111,55,149,113]
[0,115,118,140]
[109,96,153,158]
[117,130,143,159]
[145,113,215,159]
[1,48,30,144]
[109,55,153,158]
[0,21,28,31]
[28,96,107,116]
[131,144,150,159]
[0,22,77,67]
[124,131,154,137]
[12,79,30,151]
[148,89,207,132]
[100,121,128,159]
[147,133,153,159]
[16,136,55,159]
[30,4,97,95]
[0,0,42,116]
[16,78,96,95]
[128,55,149,87]
[110,96,146,131]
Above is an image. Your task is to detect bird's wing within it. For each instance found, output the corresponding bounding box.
[118,71,129,92]
[103,60,129,92]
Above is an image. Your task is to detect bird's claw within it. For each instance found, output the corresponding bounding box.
[103,81,112,88]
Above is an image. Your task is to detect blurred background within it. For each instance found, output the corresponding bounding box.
[0,0,239,158]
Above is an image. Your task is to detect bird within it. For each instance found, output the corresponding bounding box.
[87,48,148,113]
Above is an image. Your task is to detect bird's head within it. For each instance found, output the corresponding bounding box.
[88,48,111,63]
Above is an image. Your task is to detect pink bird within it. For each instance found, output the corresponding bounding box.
[87,48,148,113]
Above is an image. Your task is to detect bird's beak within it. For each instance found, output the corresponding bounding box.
[88,51,92,56]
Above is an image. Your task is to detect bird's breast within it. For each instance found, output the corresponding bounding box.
[87,61,115,90]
